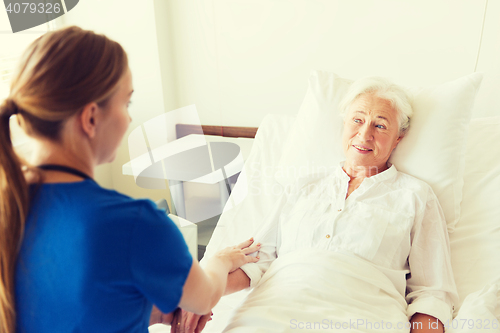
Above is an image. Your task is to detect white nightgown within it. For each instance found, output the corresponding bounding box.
[240,163,458,325]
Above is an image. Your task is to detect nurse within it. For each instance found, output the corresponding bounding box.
[0,26,259,333]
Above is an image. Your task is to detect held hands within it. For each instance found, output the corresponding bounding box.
[214,238,261,273]
[170,308,212,333]
[166,238,260,333]
[149,305,174,326]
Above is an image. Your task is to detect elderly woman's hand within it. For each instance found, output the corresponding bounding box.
[410,313,444,333]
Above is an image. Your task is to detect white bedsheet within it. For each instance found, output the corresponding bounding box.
[448,283,500,333]
[148,248,411,333]
[223,248,409,333]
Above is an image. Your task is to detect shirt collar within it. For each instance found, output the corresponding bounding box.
[336,161,398,185]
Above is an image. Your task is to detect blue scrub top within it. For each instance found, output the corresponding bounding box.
[15,180,192,333]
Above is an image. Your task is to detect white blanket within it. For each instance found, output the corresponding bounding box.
[222,248,409,333]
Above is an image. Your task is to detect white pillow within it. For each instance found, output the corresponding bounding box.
[276,71,483,232]
[450,116,500,309]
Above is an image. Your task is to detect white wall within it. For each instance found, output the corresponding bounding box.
[162,0,498,127]
[472,0,500,118]
[57,0,500,200]
[62,0,172,203]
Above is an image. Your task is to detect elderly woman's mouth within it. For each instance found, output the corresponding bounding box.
[353,145,373,152]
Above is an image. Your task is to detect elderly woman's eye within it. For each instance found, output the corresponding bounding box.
[376,124,386,129]
[354,119,362,123]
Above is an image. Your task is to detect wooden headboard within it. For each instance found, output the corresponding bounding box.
[176,124,258,139]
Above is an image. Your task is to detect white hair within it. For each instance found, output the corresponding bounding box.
[338,76,413,136]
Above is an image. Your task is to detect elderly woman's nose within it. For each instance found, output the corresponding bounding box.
[357,124,374,141]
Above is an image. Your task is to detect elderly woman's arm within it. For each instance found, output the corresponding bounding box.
[406,186,458,331]
[224,268,250,295]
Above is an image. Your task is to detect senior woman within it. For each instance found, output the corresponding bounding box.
[176,78,458,333]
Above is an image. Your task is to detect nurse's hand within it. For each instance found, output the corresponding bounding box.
[213,238,260,273]
[170,308,212,333]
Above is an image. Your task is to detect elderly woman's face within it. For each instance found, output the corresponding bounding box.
[342,93,402,172]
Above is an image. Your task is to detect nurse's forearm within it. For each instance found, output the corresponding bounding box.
[224,268,250,295]
[410,313,444,333]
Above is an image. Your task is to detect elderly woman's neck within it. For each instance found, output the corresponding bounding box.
[343,162,389,182]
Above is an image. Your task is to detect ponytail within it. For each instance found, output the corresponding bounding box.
[0,99,29,333]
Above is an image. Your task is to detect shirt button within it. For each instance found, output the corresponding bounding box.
[338,209,342,212]
[326,234,331,239]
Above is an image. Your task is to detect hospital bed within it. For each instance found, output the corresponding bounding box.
[150,71,500,333]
